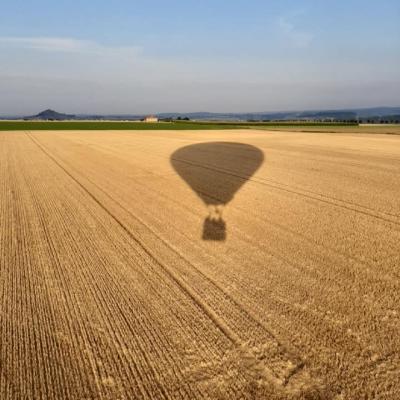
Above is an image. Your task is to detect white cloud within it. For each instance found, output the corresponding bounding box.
[278,17,313,48]
[0,36,141,56]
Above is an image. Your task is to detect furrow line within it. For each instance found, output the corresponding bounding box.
[24,134,243,398]
[26,132,242,347]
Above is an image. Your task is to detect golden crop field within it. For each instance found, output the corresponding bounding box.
[1,129,399,399]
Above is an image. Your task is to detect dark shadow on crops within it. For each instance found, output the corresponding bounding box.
[170,142,264,241]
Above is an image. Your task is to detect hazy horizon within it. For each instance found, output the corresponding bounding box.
[3,105,400,119]
[1,0,399,115]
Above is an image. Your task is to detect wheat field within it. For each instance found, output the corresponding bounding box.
[0,129,399,399]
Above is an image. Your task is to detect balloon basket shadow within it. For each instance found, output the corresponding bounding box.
[202,217,226,241]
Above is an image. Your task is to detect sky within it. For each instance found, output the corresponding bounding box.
[0,0,399,115]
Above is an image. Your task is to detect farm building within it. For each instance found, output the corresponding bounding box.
[144,116,158,122]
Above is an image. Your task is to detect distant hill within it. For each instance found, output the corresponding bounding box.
[25,109,76,120]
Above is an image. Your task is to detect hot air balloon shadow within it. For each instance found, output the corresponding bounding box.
[170,142,264,241]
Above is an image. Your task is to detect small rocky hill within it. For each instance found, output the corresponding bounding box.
[26,109,75,120]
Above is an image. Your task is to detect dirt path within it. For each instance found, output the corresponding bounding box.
[1,130,399,399]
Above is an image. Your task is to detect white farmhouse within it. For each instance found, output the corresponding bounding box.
[144,116,158,122]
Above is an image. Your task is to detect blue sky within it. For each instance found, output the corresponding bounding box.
[0,0,399,115]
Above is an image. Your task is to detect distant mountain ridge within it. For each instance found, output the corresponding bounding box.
[157,107,400,121]
[1,106,399,121]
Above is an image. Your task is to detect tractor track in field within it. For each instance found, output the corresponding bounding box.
[12,133,208,399]
[26,132,242,343]
[25,131,313,391]
[61,135,400,222]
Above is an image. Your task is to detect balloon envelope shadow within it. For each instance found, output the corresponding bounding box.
[170,142,264,241]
